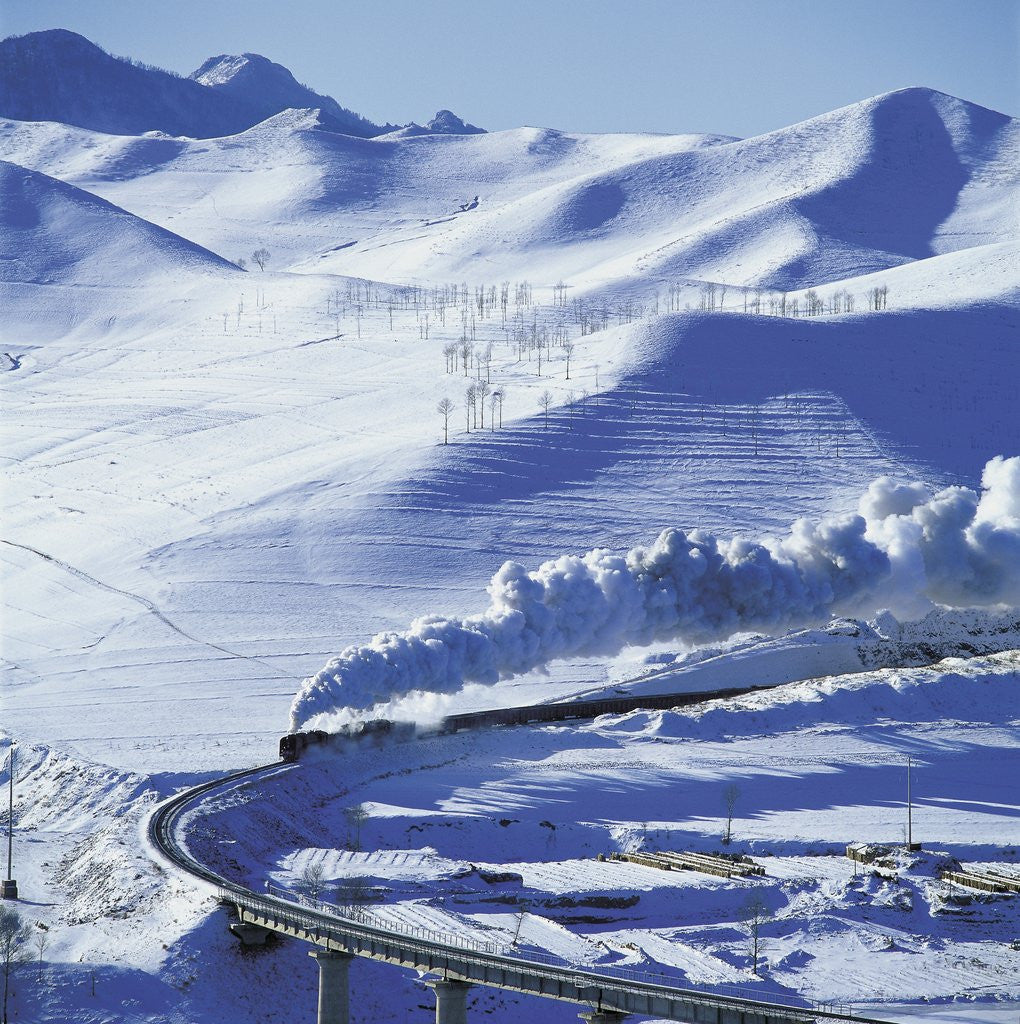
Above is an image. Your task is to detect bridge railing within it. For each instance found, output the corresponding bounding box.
[240,883,863,1018]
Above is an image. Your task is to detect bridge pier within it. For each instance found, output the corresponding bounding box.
[229,921,272,946]
[578,1011,628,1024]
[309,949,353,1024]
[426,978,471,1024]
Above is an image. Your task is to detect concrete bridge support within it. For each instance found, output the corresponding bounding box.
[229,921,272,946]
[310,949,353,1024]
[427,978,471,1024]
[579,1011,628,1024]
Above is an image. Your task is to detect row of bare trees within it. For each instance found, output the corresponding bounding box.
[693,283,888,317]
[437,384,507,442]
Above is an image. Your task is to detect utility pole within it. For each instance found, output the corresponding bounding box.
[906,755,913,849]
[2,745,16,899]
[511,906,527,946]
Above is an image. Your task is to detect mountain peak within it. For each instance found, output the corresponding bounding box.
[839,84,1013,127]
[191,52,301,91]
[190,51,387,138]
[6,28,100,51]
[425,109,485,135]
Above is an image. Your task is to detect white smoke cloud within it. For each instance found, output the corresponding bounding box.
[862,455,1020,612]
[290,456,1020,730]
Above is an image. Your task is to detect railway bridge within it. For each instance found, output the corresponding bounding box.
[149,699,895,1024]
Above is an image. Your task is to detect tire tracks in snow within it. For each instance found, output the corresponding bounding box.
[1,538,302,682]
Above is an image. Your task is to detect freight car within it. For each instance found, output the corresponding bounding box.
[438,682,778,733]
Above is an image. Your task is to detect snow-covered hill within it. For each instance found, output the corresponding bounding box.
[2,84,1012,292]
[0,158,235,284]
[1,51,1018,1024]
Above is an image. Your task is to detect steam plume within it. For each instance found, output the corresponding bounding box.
[290,456,1020,729]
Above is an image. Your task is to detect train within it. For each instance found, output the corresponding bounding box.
[279,681,778,762]
[279,719,413,761]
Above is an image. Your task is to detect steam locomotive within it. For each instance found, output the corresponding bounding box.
[279,719,406,761]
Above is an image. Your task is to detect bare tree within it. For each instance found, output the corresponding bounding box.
[251,247,271,272]
[1,905,29,1024]
[477,382,491,429]
[344,804,369,853]
[235,257,248,271]
[493,388,505,428]
[464,384,476,433]
[723,783,740,844]
[336,875,371,914]
[563,340,575,380]
[32,926,47,987]
[437,397,454,444]
[442,342,457,374]
[740,895,770,975]
[459,336,473,377]
[539,390,553,430]
[300,859,327,901]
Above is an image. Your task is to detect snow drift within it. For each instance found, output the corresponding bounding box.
[290,456,1020,728]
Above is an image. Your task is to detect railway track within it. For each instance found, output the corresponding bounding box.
[148,760,288,892]
[148,685,895,1024]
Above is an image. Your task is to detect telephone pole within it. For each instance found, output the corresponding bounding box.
[2,745,16,899]
[906,755,914,850]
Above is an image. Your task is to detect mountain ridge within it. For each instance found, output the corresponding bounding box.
[0,29,483,140]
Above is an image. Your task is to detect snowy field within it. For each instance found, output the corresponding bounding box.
[1,43,1019,1024]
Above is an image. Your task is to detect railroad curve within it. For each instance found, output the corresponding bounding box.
[147,696,897,1024]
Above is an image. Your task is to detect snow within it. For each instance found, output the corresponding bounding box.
[0,52,1018,1024]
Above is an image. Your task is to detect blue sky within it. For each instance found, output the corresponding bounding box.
[3,0,1017,135]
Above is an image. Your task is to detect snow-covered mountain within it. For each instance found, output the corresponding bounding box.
[189,51,393,137]
[2,83,1010,288]
[424,108,485,134]
[0,29,481,140]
